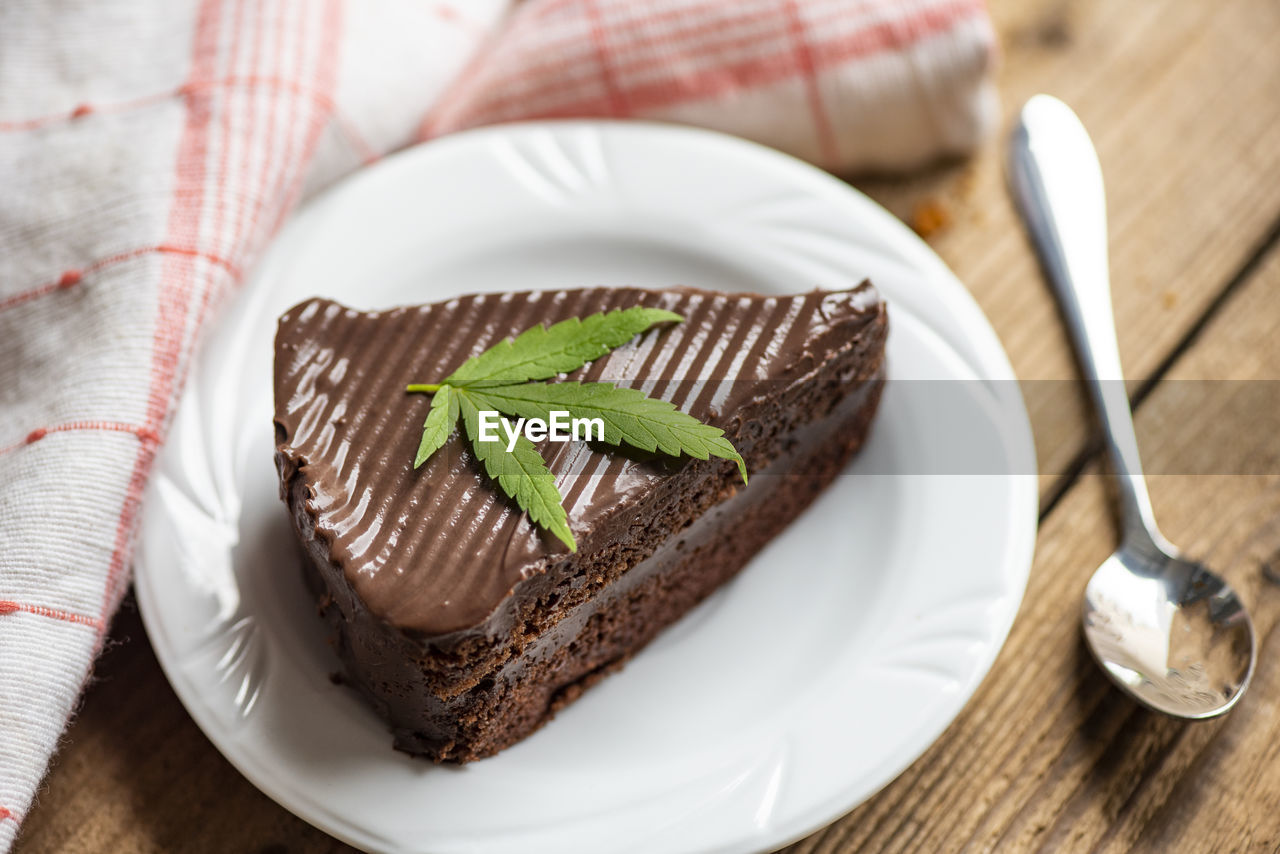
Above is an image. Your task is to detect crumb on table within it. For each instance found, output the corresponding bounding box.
[911,198,951,238]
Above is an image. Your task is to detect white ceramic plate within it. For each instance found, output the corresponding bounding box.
[135,122,1037,854]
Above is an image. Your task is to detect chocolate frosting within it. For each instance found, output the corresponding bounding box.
[273,285,884,636]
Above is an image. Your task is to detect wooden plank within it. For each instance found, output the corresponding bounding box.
[854,0,1280,494]
[785,244,1280,853]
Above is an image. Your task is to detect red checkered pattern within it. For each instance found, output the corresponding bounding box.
[425,0,997,168]
[0,0,994,846]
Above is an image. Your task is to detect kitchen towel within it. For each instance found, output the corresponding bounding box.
[0,0,995,844]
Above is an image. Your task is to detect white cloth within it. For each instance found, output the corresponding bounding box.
[0,0,996,845]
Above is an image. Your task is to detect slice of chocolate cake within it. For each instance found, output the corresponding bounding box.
[274,285,887,762]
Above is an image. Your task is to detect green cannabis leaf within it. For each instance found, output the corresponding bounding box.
[405,306,748,551]
[414,383,458,468]
[458,394,575,551]
[444,307,684,387]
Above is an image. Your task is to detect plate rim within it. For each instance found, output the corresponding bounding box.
[135,118,1038,854]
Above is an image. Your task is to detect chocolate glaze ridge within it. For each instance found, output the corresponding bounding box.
[274,285,885,638]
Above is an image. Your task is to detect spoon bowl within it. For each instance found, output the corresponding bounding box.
[1008,94,1256,719]
[1083,540,1254,718]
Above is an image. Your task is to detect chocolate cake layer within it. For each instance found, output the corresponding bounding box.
[274,285,887,760]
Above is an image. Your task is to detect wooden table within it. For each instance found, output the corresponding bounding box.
[16,0,1280,850]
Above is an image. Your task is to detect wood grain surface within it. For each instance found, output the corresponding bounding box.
[14,0,1280,851]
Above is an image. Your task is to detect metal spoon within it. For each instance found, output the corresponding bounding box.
[1007,94,1256,718]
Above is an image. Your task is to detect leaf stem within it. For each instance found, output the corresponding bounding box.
[406,383,441,394]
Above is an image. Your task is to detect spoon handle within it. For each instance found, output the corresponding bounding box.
[1008,95,1165,550]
